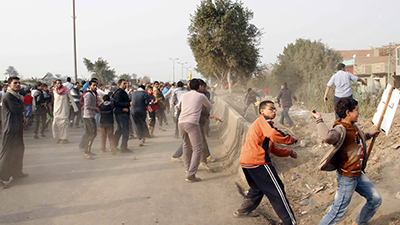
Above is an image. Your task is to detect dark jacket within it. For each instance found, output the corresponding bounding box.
[198,90,211,125]
[99,101,114,127]
[32,90,47,115]
[130,89,151,116]
[113,88,130,115]
[277,87,297,108]
[244,92,259,104]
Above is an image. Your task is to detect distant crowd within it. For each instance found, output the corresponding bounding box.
[0,76,219,182]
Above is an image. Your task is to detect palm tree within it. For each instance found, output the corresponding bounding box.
[83,57,116,84]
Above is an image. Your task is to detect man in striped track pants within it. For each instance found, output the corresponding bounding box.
[234,100,298,225]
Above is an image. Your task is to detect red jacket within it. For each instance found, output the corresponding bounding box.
[146,93,157,112]
[24,95,33,105]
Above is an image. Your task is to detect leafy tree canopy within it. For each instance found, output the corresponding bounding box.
[4,66,20,78]
[270,38,343,111]
[83,57,116,84]
[188,0,262,92]
[119,73,132,82]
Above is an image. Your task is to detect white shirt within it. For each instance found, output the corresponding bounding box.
[178,90,212,125]
[64,82,74,90]
[327,70,358,98]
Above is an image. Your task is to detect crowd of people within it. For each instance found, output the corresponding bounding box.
[0,62,384,225]
[0,76,220,183]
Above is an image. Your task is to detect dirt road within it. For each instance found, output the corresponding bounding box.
[0,120,263,225]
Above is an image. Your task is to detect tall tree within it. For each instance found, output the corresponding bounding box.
[83,57,116,84]
[271,38,343,111]
[4,66,20,78]
[188,0,262,93]
[119,73,132,82]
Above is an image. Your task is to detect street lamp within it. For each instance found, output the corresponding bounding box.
[177,61,188,80]
[169,57,179,82]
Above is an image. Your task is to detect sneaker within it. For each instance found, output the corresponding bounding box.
[233,211,259,218]
[171,157,183,162]
[198,163,213,173]
[185,176,202,182]
[60,139,69,144]
[33,135,39,139]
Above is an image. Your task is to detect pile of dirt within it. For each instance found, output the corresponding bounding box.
[218,89,400,225]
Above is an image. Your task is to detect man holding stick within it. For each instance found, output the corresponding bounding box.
[311,98,381,225]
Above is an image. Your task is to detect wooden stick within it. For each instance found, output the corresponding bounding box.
[367,86,395,158]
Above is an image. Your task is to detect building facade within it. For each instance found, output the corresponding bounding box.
[337,43,400,92]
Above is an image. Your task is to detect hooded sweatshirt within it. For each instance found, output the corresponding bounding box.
[99,101,114,127]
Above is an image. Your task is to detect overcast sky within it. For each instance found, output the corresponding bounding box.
[1,0,399,82]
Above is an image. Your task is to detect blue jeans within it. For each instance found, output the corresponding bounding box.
[114,113,130,150]
[320,172,382,225]
[25,105,32,127]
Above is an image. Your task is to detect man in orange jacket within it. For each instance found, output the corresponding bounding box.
[234,100,298,225]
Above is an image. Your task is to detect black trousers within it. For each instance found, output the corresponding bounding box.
[131,111,150,141]
[238,164,297,225]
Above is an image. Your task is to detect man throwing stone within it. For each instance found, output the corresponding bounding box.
[178,79,212,182]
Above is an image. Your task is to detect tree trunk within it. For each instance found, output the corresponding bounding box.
[227,68,232,94]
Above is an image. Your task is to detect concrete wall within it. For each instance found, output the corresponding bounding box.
[212,96,251,178]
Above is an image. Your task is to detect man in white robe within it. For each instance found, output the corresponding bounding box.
[52,79,78,144]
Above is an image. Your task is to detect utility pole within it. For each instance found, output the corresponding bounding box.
[72,0,78,82]
[387,42,393,86]
[169,58,179,82]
